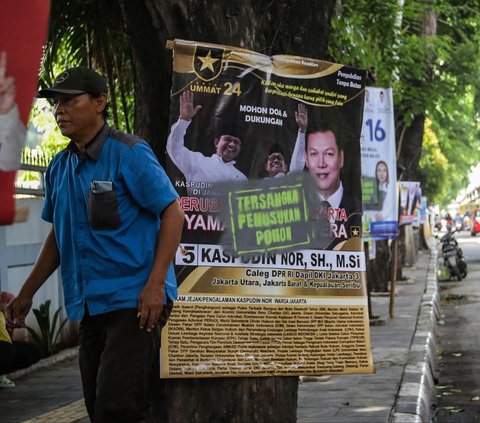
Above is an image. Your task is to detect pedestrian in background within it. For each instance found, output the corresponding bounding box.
[0,291,40,388]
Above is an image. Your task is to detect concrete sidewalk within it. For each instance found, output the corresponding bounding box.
[0,248,438,423]
[297,247,438,423]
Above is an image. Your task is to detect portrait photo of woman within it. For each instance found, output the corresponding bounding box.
[372,160,395,222]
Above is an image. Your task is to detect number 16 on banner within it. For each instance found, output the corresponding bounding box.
[365,119,386,142]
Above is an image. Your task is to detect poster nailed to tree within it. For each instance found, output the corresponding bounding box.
[162,39,373,378]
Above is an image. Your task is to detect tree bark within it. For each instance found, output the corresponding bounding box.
[118,0,172,164]
[396,225,406,280]
[157,377,298,423]
[374,240,390,292]
[397,113,426,182]
[419,223,429,250]
[364,242,374,317]
[396,4,436,182]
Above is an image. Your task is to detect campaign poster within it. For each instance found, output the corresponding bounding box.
[361,87,398,240]
[412,185,423,228]
[420,196,428,225]
[162,39,373,378]
[399,181,421,226]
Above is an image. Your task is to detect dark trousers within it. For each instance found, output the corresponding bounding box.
[79,305,172,423]
[0,340,41,374]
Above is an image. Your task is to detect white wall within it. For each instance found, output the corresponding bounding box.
[0,197,66,338]
[5,198,51,245]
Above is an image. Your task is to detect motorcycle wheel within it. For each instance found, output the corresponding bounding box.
[452,264,463,281]
[459,259,468,278]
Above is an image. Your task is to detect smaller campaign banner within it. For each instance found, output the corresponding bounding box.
[419,196,428,225]
[399,181,421,226]
[361,87,398,240]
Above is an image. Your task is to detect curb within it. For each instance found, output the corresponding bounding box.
[391,245,439,423]
[7,346,79,380]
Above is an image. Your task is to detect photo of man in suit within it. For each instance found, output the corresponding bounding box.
[304,127,362,249]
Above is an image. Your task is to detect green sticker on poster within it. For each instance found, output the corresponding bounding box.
[225,175,312,255]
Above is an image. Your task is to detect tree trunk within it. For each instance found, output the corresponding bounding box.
[157,377,298,423]
[396,225,406,280]
[374,240,390,292]
[396,4,436,181]
[397,113,426,182]
[365,240,391,293]
[364,242,374,317]
[118,0,172,164]
[118,1,336,421]
[419,223,429,250]
[393,4,437,282]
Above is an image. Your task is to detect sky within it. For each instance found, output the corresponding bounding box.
[453,164,480,210]
[468,164,480,190]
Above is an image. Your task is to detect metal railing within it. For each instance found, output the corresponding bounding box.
[15,149,53,197]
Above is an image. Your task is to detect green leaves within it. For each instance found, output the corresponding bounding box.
[41,0,134,133]
[329,0,480,206]
[26,300,68,358]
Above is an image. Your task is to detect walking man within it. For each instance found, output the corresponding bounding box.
[7,67,184,422]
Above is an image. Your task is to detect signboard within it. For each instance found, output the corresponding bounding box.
[420,196,428,225]
[399,181,421,226]
[162,39,373,378]
[361,87,398,240]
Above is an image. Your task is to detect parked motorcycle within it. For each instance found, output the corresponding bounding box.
[434,214,442,231]
[439,227,467,281]
[454,217,464,232]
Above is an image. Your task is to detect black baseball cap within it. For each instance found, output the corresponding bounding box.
[36,67,107,98]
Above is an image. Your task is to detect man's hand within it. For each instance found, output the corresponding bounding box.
[295,103,308,133]
[0,51,16,115]
[137,201,183,332]
[5,293,33,329]
[137,282,164,332]
[179,91,202,121]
